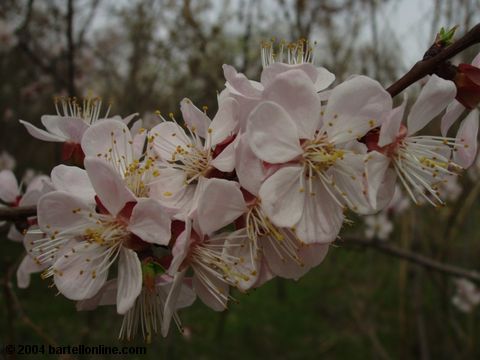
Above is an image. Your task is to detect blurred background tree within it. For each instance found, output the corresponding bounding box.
[1,0,480,359]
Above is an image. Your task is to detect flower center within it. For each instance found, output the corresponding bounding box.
[169,144,211,184]
[246,204,303,266]
[392,135,461,206]
[261,38,315,68]
[54,95,110,124]
[302,139,345,172]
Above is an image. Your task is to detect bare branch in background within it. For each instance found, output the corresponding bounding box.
[341,237,480,283]
[66,0,76,96]
[0,205,36,222]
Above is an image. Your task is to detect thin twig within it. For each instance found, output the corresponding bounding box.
[340,237,480,283]
[386,23,480,96]
[0,206,36,222]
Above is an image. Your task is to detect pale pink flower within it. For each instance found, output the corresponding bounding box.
[20,96,137,162]
[197,174,329,281]
[149,97,238,217]
[30,160,172,314]
[81,119,156,198]
[363,213,393,240]
[373,75,476,206]
[163,197,256,334]
[452,278,480,313]
[247,75,392,243]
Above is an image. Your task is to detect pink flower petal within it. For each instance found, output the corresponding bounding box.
[162,268,187,336]
[455,109,479,168]
[364,151,393,210]
[37,191,93,233]
[260,63,318,87]
[295,181,343,244]
[441,100,465,136]
[210,97,238,146]
[264,69,321,138]
[81,119,133,164]
[116,248,142,314]
[51,165,95,201]
[193,270,229,311]
[210,136,238,172]
[222,229,258,290]
[84,158,136,216]
[17,255,45,289]
[180,98,211,139]
[0,170,19,203]
[407,75,457,135]
[235,134,266,195]
[53,241,108,300]
[151,122,191,161]
[314,67,336,91]
[76,279,118,311]
[259,165,304,228]
[128,199,171,245]
[247,101,303,164]
[19,120,66,142]
[41,115,88,143]
[324,75,392,144]
[197,178,247,235]
[223,64,262,99]
[378,94,407,147]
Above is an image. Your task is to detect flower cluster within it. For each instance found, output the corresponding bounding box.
[9,41,480,342]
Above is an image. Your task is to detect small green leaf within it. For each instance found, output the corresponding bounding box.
[436,25,458,46]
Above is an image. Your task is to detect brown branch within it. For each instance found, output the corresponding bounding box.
[340,237,480,283]
[386,23,480,97]
[0,206,36,222]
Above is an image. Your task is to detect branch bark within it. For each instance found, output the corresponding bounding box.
[386,23,480,96]
[0,206,36,222]
[340,237,480,283]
